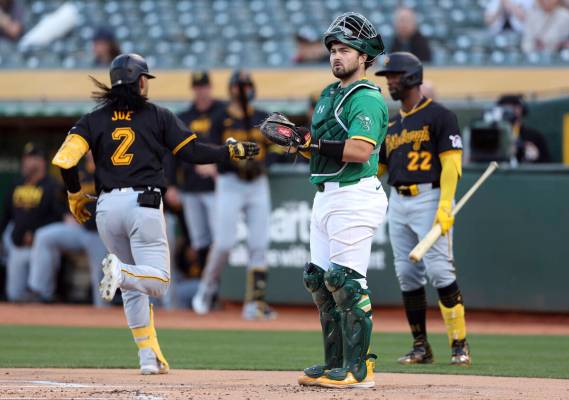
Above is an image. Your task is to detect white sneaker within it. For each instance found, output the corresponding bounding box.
[192,287,212,315]
[139,348,168,375]
[99,254,122,302]
[242,301,277,320]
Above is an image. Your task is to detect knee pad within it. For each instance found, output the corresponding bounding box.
[324,263,366,311]
[303,263,334,313]
[303,262,325,292]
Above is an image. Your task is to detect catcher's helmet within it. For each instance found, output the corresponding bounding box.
[323,12,384,61]
[375,52,423,88]
[110,53,155,87]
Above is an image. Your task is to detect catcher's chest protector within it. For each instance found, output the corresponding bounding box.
[311,84,348,143]
[310,81,378,177]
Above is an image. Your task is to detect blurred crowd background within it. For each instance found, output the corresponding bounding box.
[1,0,569,67]
[0,0,567,311]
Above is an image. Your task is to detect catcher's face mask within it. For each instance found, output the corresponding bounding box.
[323,12,384,62]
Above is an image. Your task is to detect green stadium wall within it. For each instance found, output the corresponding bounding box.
[219,165,569,313]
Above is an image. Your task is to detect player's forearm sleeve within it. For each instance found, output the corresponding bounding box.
[317,140,345,162]
[60,166,81,194]
[439,150,462,206]
[175,140,229,164]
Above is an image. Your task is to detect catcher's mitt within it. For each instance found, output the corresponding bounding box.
[259,113,310,149]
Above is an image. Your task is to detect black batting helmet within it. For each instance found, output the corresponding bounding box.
[110,53,155,87]
[229,70,254,87]
[229,69,256,100]
[375,52,422,88]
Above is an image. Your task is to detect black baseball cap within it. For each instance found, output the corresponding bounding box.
[191,71,211,87]
[22,142,46,158]
[497,94,528,116]
[497,94,524,107]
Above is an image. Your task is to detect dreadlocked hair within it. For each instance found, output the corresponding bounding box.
[90,76,148,111]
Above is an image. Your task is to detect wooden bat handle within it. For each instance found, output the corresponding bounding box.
[408,161,499,263]
[452,161,498,216]
[409,224,442,263]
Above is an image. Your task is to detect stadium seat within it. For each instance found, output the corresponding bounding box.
[0,0,562,69]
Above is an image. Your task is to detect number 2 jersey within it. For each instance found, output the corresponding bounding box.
[68,103,197,193]
[378,97,463,186]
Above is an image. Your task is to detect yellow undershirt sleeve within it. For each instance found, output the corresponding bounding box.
[52,134,89,169]
[377,162,388,177]
[438,150,462,207]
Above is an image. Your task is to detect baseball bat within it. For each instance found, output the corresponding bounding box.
[408,161,499,263]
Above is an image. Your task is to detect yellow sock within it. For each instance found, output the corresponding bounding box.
[438,301,467,346]
[131,304,169,369]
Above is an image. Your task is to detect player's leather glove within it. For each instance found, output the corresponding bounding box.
[67,189,95,224]
[226,138,260,160]
[259,112,311,150]
[435,200,454,235]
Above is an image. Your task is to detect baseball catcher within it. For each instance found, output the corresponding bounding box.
[263,12,388,389]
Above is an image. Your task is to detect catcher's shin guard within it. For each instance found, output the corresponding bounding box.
[319,264,375,386]
[298,263,343,386]
[131,304,169,374]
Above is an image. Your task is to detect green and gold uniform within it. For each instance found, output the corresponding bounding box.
[309,79,388,185]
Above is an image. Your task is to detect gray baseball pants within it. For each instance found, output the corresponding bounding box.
[387,186,456,291]
[96,188,170,328]
[197,173,271,293]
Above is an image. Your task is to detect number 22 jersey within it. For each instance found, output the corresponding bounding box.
[378,97,463,186]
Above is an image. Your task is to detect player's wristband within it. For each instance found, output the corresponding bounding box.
[60,166,81,193]
[317,140,345,162]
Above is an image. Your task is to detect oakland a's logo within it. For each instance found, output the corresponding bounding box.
[356,114,372,131]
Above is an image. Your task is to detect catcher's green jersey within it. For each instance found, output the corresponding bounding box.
[309,79,388,185]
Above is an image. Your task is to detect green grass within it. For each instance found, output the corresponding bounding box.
[1,325,567,379]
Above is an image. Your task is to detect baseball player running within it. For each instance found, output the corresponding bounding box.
[375,52,471,366]
[261,12,388,388]
[51,53,259,374]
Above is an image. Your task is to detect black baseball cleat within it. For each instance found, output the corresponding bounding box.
[451,339,471,366]
[398,337,434,365]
